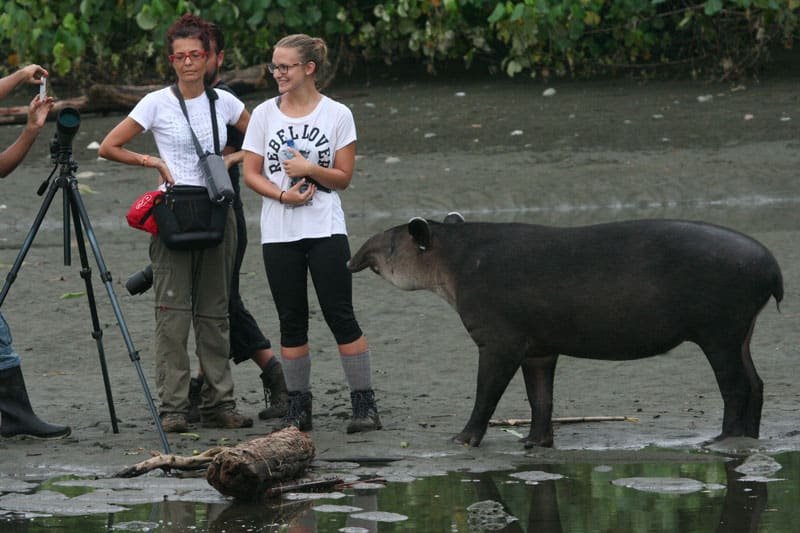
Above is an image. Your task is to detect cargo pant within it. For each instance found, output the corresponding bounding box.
[150,207,237,416]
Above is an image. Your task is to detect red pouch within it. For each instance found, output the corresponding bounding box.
[126,190,163,235]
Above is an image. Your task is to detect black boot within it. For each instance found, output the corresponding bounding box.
[187,375,204,424]
[274,391,312,431]
[0,366,71,439]
[258,359,288,420]
[346,389,382,434]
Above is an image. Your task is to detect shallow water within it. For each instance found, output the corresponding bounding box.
[1,451,797,531]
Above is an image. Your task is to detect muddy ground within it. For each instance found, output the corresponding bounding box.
[0,66,798,482]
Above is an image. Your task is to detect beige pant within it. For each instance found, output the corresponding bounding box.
[149,207,237,415]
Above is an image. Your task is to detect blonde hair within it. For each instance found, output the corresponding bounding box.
[275,34,330,88]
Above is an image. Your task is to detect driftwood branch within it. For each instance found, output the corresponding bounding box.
[0,63,270,125]
[115,446,225,478]
[489,416,639,426]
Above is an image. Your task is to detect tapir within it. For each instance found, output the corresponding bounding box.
[347,214,783,448]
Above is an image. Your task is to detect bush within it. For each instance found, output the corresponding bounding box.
[0,0,796,85]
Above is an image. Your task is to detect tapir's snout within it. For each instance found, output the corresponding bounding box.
[347,241,376,273]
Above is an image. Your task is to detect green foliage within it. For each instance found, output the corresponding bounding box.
[0,0,797,84]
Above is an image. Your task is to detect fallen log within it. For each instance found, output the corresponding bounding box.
[0,64,270,125]
[0,96,89,125]
[115,427,315,501]
[206,426,315,501]
[489,416,639,426]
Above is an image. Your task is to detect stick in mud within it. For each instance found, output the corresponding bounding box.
[489,416,640,426]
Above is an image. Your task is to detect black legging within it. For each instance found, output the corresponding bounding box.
[228,175,271,363]
[262,235,362,348]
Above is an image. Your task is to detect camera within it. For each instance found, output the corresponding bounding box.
[126,265,153,295]
[50,107,80,160]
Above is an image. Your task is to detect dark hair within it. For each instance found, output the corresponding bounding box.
[275,34,330,87]
[207,21,224,52]
[165,13,210,55]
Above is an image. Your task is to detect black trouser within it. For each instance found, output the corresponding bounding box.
[262,235,363,348]
[229,175,271,363]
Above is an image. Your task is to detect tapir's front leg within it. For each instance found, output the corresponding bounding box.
[519,354,558,448]
[453,344,522,447]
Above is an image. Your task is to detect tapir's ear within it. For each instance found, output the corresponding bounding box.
[443,211,465,224]
[408,217,432,251]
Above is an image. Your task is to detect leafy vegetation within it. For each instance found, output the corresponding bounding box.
[1,0,797,85]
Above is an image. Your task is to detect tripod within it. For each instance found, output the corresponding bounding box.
[0,144,171,454]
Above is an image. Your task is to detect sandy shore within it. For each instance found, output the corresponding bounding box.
[0,73,798,481]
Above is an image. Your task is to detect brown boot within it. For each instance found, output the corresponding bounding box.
[201,406,253,429]
[160,412,188,433]
[258,360,288,420]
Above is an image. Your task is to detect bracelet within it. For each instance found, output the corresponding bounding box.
[279,191,285,204]
[141,155,150,167]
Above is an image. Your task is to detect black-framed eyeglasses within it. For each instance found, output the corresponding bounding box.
[268,62,306,74]
[169,50,208,62]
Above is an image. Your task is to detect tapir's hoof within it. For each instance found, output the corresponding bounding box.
[520,436,554,449]
[452,432,483,448]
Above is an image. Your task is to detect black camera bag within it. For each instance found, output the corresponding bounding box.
[153,185,227,251]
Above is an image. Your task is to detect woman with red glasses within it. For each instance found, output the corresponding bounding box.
[99,14,252,434]
[243,34,381,434]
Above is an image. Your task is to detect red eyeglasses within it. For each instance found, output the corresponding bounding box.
[169,50,208,62]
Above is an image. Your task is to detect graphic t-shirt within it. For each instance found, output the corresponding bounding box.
[242,95,357,244]
[129,87,245,188]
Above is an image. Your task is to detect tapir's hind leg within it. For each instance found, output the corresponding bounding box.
[699,318,763,441]
[520,354,558,448]
[739,319,763,438]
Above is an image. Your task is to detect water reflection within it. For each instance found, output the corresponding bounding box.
[3,452,797,531]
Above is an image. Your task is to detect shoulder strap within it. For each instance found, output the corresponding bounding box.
[171,84,221,156]
[205,87,221,155]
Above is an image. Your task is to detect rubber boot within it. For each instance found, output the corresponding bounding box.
[0,366,71,439]
[274,391,312,431]
[258,360,288,420]
[346,389,382,434]
[187,375,204,423]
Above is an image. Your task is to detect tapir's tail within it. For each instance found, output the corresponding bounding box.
[771,262,784,312]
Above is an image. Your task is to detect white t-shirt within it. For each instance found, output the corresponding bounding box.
[242,95,357,244]
[129,86,245,188]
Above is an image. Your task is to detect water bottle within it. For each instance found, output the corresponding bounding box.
[280,138,295,161]
[281,138,309,193]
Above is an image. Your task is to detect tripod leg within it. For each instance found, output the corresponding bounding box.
[0,177,62,307]
[65,179,171,454]
[67,193,119,434]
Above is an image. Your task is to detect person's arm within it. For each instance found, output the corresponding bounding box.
[0,64,46,100]
[281,141,356,191]
[222,109,250,168]
[0,94,53,178]
[99,117,174,185]
[243,150,314,206]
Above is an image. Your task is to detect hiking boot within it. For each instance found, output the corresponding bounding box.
[346,389,382,434]
[273,391,312,431]
[201,407,253,429]
[187,376,203,424]
[160,413,188,433]
[258,360,288,420]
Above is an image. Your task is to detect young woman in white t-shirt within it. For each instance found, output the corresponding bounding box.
[243,34,381,434]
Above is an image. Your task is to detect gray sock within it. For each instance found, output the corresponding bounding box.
[340,350,372,392]
[281,354,311,393]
